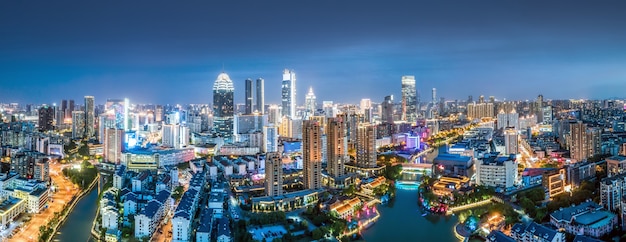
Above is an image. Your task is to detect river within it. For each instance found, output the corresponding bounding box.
[362,188,460,242]
[53,187,99,242]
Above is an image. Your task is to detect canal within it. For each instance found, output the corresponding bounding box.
[362,187,460,242]
[53,187,99,242]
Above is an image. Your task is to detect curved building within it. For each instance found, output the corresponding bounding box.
[213,72,235,142]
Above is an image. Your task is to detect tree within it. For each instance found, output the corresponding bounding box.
[343,184,356,196]
[312,228,325,240]
[78,143,90,156]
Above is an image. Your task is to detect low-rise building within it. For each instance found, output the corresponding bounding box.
[0,197,26,229]
[433,153,474,178]
[329,197,362,220]
[134,190,171,239]
[216,217,231,242]
[510,222,565,242]
[550,201,617,238]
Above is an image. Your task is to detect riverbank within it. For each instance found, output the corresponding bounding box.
[49,174,99,242]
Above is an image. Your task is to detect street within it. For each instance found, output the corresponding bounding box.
[9,162,79,242]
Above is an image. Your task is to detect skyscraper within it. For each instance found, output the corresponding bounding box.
[356,124,376,168]
[104,128,124,164]
[72,110,85,139]
[38,105,55,132]
[84,96,95,138]
[265,152,283,197]
[303,120,322,190]
[432,88,437,105]
[213,72,235,142]
[281,69,296,118]
[381,95,394,124]
[401,76,416,123]
[256,78,265,114]
[537,94,544,123]
[360,99,373,123]
[304,87,316,118]
[245,78,253,115]
[326,117,347,178]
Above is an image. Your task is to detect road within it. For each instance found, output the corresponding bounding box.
[9,163,79,242]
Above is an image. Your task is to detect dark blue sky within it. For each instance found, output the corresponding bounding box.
[1,0,626,105]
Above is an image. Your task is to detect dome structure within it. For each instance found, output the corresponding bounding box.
[213,72,234,91]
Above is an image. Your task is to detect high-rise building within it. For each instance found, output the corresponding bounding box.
[268,105,282,125]
[163,123,179,148]
[326,117,347,177]
[84,96,95,138]
[356,124,376,168]
[38,105,55,132]
[265,152,283,197]
[281,69,297,118]
[304,87,316,118]
[245,78,253,115]
[381,95,394,124]
[568,121,601,162]
[537,94,544,123]
[504,128,519,155]
[11,151,49,180]
[104,128,124,164]
[431,88,437,106]
[263,125,278,153]
[72,111,85,139]
[213,72,235,142]
[63,99,75,121]
[497,110,519,130]
[542,106,553,124]
[233,114,267,143]
[467,102,495,120]
[303,120,322,190]
[360,99,373,123]
[105,99,127,130]
[256,78,265,114]
[323,101,337,118]
[155,105,163,123]
[401,76,416,123]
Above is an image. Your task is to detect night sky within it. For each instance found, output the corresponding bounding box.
[2,0,626,105]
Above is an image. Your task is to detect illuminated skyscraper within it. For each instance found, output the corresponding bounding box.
[213,72,235,141]
[84,96,95,138]
[256,78,265,114]
[72,110,85,139]
[303,120,322,190]
[401,76,416,123]
[105,99,127,130]
[304,87,316,118]
[245,78,253,114]
[326,117,347,178]
[265,152,283,197]
[281,69,296,118]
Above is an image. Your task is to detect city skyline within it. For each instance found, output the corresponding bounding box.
[2,1,626,104]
